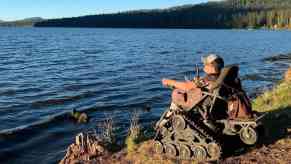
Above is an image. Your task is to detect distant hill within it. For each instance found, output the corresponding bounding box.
[35,0,291,29]
[0,17,44,27]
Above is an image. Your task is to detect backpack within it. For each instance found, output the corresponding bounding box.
[227,89,253,119]
[212,65,253,120]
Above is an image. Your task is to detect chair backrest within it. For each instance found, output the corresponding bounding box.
[207,65,239,119]
[210,65,239,91]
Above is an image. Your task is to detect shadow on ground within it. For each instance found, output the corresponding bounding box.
[222,106,291,160]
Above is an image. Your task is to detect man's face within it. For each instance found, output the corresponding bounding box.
[203,63,218,75]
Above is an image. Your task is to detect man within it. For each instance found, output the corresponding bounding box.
[162,54,224,91]
[156,54,225,128]
[162,54,224,112]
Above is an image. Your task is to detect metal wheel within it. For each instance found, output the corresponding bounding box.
[192,146,207,161]
[240,127,258,145]
[172,115,186,131]
[207,143,221,159]
[178,144,192,159]
[160,127,170,137]
[153,141,164,154]
[165,144,178,158]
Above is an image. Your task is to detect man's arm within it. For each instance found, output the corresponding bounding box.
[162,78,196,91]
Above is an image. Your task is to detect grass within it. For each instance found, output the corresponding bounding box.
[96,114,119,151]
[252,80,291,113]
[251,74,291,146]
[253,67,291,113]
[125,111,141,153]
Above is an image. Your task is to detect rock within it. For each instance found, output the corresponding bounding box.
[71,109,89,124]
[75,133,84,146]
[59,132,109,164]
[89,142,105,155]
[78,113,88,123]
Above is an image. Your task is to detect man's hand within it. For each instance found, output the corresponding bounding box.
[193,77,200,83]
[193,77,206,88]
[162,78,172,87]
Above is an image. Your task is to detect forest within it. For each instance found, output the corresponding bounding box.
[0,17,43,27]
[35,0,291,29]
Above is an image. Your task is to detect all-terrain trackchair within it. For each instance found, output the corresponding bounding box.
[154,65,264,161]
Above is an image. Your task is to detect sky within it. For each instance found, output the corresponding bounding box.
[0,0,218,21]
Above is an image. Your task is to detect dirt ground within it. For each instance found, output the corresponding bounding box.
[60,130,291,164]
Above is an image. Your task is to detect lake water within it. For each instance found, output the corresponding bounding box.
[0,28,291,164]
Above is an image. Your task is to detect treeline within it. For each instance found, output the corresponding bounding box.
[0,17,44,27]
[225,0,291,9]
[35,0,291,29]
[226,0,291,28]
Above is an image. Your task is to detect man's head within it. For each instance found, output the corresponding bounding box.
[202,54,224,75]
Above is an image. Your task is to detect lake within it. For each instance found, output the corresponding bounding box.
[0,28,291,164]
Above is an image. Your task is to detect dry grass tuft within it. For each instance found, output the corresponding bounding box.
[97,114,117,148]
[129,111,141,140]
[125,111,141,153]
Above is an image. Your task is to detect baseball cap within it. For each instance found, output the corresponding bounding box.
[202,54,224,70]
